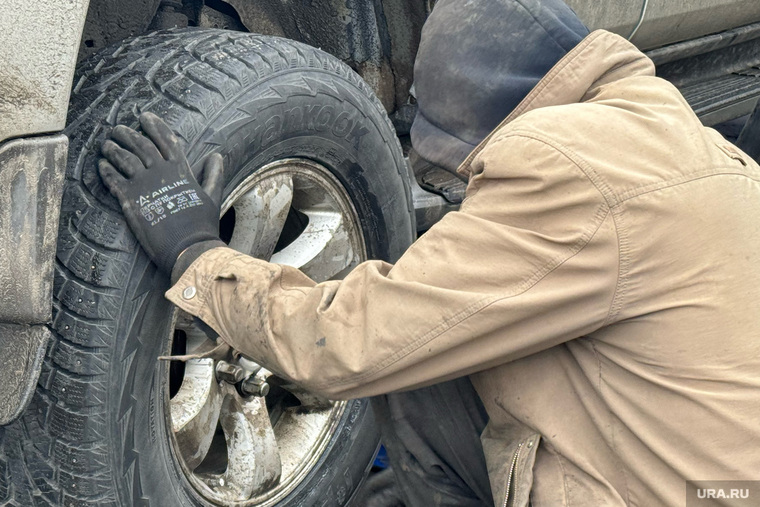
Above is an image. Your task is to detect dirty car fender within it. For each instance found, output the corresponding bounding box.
[0,0,89,424]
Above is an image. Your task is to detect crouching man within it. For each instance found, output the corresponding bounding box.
[98,0,760,505]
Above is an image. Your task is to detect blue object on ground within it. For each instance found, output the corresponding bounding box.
[373,445,389,468]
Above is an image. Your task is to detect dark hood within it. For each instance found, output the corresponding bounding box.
[410,0,589,174]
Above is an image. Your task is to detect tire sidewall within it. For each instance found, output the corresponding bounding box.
[184,68,413,263]
[115,56,410,506]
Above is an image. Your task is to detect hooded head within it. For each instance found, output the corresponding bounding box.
[410,0,589,174]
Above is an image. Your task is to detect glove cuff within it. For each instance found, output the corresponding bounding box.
[170,240,228,285]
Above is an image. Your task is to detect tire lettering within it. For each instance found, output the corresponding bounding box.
[284,106,304,131]
[347,123,369,150]
[251,124,264,153]
[332,111,353,137]
[303,104,323,129]
[278,105,367,148]
[315,105,335,132]
[263,114,282,144]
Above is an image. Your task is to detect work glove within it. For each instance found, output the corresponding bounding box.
[98,112,225,277]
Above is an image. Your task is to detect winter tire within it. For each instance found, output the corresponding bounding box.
[0,28,414,507]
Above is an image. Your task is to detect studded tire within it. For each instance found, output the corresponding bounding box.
[0,28,414,507]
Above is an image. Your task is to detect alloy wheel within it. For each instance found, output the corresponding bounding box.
[167,158,366,505]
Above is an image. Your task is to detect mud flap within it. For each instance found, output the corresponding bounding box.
[0,325,50,425]
[0,135,67,424]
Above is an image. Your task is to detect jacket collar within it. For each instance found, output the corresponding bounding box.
[456,30,656,178]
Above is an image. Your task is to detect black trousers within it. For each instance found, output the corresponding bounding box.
[370,377,494,507]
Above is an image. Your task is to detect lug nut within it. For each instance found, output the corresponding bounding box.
[215,361,245,384]
[206,476,226,489]
[240,376,270,397]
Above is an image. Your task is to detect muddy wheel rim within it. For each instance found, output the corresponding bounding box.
[166,158,366,506]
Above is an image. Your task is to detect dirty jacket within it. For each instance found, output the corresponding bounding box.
[167,30,760,507]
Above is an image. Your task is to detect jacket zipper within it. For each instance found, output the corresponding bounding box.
[503,442,524,507]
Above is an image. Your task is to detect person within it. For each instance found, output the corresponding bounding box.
[97,0,760,505]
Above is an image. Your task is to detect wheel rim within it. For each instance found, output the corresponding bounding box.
[166,158,367,506]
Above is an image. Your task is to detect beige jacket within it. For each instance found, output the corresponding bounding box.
[167,31,760,506]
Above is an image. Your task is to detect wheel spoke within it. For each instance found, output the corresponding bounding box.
[171,359,224,470]
[274,406,340,482]
[174,159,366,504]
[217,392,282,500]
[180,314,218,354]
[228,174,294,259]
[270,210,358,281]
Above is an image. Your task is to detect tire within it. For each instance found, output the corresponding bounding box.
[0,28,414,507]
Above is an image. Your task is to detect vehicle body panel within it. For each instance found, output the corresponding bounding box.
[634,0,760,49]
[0,0,86,423]
[566,0,760,50]
[564,0,644,40]
[0,0,89,143]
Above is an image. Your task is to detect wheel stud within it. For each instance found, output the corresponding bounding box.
[206,476,226,489]
[240,375,270,397]
[215,361,245,384]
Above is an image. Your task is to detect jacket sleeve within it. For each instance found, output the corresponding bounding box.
[166,131,619,399]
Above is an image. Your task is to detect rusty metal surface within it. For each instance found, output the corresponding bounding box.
[220,0,427,114]
[0,135,67,323]
[218,0,760,117]
[0,0,89,142]
[0,324,50,425]
[77,0,161,61]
